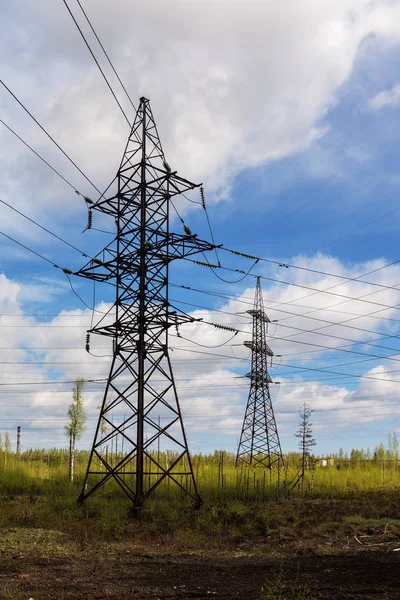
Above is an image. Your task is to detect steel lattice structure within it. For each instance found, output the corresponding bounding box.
[236,276,284,470]
[76,97,214,508]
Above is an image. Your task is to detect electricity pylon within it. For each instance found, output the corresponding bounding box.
[76,97,215,509]
[236,276,284,471]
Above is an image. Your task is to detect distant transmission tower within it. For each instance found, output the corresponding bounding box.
[236,276,284,471]
[76,97,215,509]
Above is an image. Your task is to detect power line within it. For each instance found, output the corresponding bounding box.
[4,102,400,325]
[0,197,89,258]
[62,0,131,127]
[74,0,136,112]
[2,137,400,383]
[0,377,106,386]
[315,202,400,253]
[170,295,400,370]
[170,347,400,382]
[270,301,400,326]
[171,281,400,340]
[280,361,400,384]
[3,82,399,320]
[7,107,397,305]
[171,297,400,363]
[0,80,100,193]
[185,258,400,312]
[221,246,400,293]
[4,203,400,350]
[264,252,400,316]
[0,230,62,268]
[0,119,79,193]
[1,405,400,422]
[273,279,400,352]
[7,205,399,368]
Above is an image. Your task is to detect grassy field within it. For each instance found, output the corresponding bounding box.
[1,450,400,598]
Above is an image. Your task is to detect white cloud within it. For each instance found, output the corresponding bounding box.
[2,205,400,451]
[2,0,400,216]
[368,83,400,110]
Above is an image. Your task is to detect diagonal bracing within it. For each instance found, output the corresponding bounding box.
[236,277,284,471]
[76,97,216,508]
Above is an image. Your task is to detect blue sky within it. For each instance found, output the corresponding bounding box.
[2,0,400,457]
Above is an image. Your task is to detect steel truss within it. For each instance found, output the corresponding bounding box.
[236,277,284,470]
[76,97,214,508]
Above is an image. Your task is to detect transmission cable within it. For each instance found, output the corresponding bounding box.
[221,246,400,293]
[74,0,136,112]
[64,272,106,314]
[201,251,259,284]
[170,297,400,363]
[170,346,400,384]
[0,197,90,258]
[3,84,398,299]
[185,258,400,312]
[170,293,399,361]
[272,273,400,349]
[0,119,79,193]
[315,202,400,253]
[0,227,109,314]
[176,332,238,349]
[170,281,400,343]
[62,0,131,127]
[0,230,62,269]
[0,80,100,193]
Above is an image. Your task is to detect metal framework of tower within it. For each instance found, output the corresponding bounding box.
[236,277,284,470]
[76,97,214,509]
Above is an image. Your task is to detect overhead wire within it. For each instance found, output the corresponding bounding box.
[0,118,79,193]
[202,251,259,284]
[62,0,131,127]
[4,201,400,355]
[314,202,400,253]
[170,297,400,364]
[0,80,101,193]
[4,107,400,330]
[169,285,400,364]
[271,277,400,356]
[0,229,62,269]
[176,332,238,349]
[221,246,400,293]
[4,78,400,322]
[0,197,89,258]
[1,267,391,371]
[3,73,400,408]
[74,0,136,112]
[184,257,400,312]
[170,280,400,341]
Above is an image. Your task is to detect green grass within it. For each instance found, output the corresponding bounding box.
[0,449,399,556]
[260,566,321,600]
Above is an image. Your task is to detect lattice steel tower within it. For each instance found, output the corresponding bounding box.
[76,97,214,508]
[236,277,284,470]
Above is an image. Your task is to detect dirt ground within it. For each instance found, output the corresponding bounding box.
[1,546,400,599]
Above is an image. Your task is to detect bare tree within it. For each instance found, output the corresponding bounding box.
[295,403,316,490]
[64,378,86,482]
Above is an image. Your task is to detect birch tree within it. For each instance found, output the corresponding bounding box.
[64,378,86,482]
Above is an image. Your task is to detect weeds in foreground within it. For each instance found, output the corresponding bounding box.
[260,566,321,600]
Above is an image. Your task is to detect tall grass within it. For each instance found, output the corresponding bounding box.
[1,448,399,502]
[0,448,399,552]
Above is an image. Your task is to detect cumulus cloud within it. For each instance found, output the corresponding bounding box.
[2,251,400,452]
[3,1,400,453]
[2,0,400,219]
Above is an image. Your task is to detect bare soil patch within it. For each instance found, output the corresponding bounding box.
[1,546,400,599]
